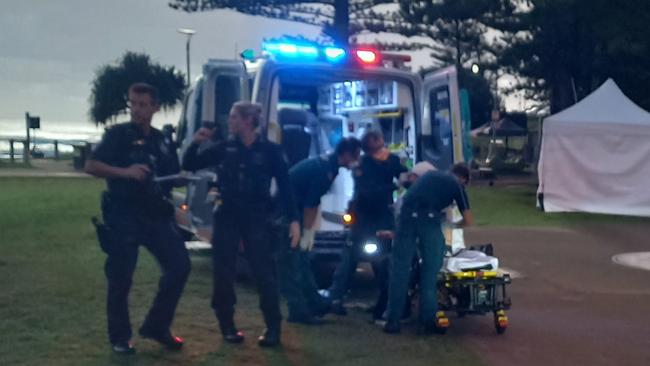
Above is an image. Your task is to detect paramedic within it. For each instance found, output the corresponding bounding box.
[327,130,407,316]
[277,137,361,324]
[383,163,473,334]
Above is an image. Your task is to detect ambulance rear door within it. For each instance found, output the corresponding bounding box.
[420,65,464,170]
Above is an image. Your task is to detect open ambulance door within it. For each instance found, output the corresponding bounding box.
[178,60,248,241]
[420,66,465,170]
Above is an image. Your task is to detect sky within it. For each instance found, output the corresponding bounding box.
[0,0,524,136]
[0,0,323,129]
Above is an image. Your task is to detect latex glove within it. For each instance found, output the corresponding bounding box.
[299,228,316,251]
[289,221,301,249]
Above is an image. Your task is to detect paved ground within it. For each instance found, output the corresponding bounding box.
[453,224,650,366]
[344,223,650,366]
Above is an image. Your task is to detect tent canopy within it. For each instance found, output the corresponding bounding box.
[545,78,650,126]
[537,79,650,217]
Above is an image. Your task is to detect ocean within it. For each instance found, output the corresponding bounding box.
[1,111,180,159]
[0,118,104,159]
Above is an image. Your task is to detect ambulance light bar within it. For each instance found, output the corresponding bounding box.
[262,42,380,65]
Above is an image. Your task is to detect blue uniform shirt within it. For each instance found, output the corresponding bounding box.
[289,153,339,211]
[401,171,470,214]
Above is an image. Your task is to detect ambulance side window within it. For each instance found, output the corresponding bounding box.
[422,86,453,170]
[178,83,202,146]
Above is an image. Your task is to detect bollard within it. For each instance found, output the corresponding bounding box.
[9,139,15,162]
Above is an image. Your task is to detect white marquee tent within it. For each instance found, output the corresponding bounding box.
[537,79,650,216]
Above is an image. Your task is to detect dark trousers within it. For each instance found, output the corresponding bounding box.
[328,244,359,301]
[328,207,393,303]
[102,199,191,344]
[211,206,281,333]
[386,211,445,325]
[328,246,391,316]
[275,226,326,319]
[371,258,391,319]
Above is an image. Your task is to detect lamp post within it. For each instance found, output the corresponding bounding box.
[177,28,196,87]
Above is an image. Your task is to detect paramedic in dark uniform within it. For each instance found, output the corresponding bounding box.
[277,137,361,324]
[85,83,190,354]
[327,130,407,316]
[383,163,473,334]
[182,101,300,347]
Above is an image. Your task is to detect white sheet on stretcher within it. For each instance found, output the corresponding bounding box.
[443,250,499,273]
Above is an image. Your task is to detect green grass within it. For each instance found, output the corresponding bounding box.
[468,184,650,227]
[0,160,33,169]
[0,178,483,366]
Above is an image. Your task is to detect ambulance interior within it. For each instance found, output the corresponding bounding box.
[267,71,416,230]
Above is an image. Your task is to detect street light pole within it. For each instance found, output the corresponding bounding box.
[177,28,196,87]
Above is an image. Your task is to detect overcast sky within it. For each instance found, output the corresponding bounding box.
[0,0,325,126]
[1,0,523,131]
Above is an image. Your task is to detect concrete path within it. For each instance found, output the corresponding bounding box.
[456,224,650,366]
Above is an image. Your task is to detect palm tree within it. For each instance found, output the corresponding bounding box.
[89,51,186,125]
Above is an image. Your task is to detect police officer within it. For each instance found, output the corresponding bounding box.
[85,83,190,354]
[277,137,361,324]
[383,163,473,334]
[182,101,300,347]
[327,130,407,317]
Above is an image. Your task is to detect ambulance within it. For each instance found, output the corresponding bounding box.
[172,41,467,261]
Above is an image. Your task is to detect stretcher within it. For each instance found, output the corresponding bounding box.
[434,245,512,334]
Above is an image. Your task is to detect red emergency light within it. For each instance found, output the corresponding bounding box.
[354,49,380,65]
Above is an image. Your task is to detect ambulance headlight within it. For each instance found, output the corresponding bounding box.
[363,242,379,255]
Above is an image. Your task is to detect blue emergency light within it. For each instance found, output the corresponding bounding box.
[262,42,378,65]
[324,47,346,62]
[263,42,319,59]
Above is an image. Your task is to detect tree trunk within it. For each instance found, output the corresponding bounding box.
[333,0,350,46]
[549,70,575,114]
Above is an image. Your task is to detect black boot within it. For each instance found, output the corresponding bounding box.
[139,329,184,350]
[258,328,281,347]
[111,340,136,354]
[219,317,245,344]
[222,328,245,344]
[383,321,401,334]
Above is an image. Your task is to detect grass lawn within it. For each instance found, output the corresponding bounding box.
[467,184,649,227]
[0,178,483,366]
[0,161,33,169]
